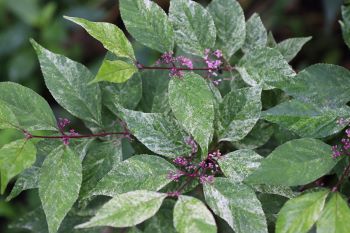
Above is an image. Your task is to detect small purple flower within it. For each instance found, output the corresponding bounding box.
[213,49,223,58]
[212,79,222,86]
[346,128,350,138]
[58,118,70,130]
[169,67,184,77]
[337,117,348,126]
[342,138,350,150]
[199,175,214,184]
[160,52,175,64]
[173,156,188,166]
[177,56,193,69]
[332,145,342,158]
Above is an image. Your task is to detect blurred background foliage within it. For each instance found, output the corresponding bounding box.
[0,0,349,232]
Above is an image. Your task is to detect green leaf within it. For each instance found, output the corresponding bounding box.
[242,13,267,53]
[102,73,142,111]
[281,64,350,108]
[64,16,135,59]
[91,60,138,84]
[253,184,296,199]
[204,178,267,233]
[90,154,176,197]
[31,39,102,126]
[119,0,174,53]
[246,138,338,186]
[208,0,245,59]
[219,149,263,182]
[173,195,217,233]
[39,146,82,233]
[169,0,216,56]
[0,100,19,130]
[79,140,122,199]
[169,73,214,156]
[262,99,349,138]
[0,82,57,131]
[276,190,329,233]
[0,139,36,194]
[219,87,262,142]
[276,37,311,62]
[76,190,167,228]
[118,107,191,158]
[144,199,176,233]
[340,5,350,49]
[6,166,39,201]
[237,47,295,90]
[317,192,350,233]
[232,120,274,149]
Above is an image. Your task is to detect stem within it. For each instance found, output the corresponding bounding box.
[332,158,350,192]
[138,64,234,72]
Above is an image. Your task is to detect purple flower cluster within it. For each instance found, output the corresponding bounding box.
[167,170,185,182]
[57,118,79,145]
[62,129,79,145]
[332,118,350,158]
[156,52,193,77]
[204,49,223,77]
[58,118,70,130]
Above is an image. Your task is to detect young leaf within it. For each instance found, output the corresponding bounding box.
[76,190,167,228]
[340,5,350,49]
[262,99,349,138]
[173,195,217,233]
[0,100,19,130]
[281,64,350,108]
[91,60,138,84]
[6,166,39,201]
[276,190,329,233]
[219,149,263,182]
[208,0,246,59]
[242,13,267,53]
[245,138,338,186]
[64,16,135,60]
[237,47,295,90]
[119,0,174,53]
[0,82,57,131]
[276,37,312,62]
[90,154,176,197]
[169,0,216,56]
[317,192,350,233]
[0,139,36,194]
[118,107,191,158]
[219,87,262,142]
[31,40,102,126]
[39,146,82,233]
[168,73,215,156]
[102,73,142,111]
[204,178,268,233]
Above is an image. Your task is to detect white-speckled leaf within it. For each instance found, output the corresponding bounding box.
[0,82,57,131]
[253,185,296,199]
[6,166,39,201]
[219,149,263,183]
[39,146,82,233]
[64,16,135,59]
[169,0,216,56]
[208,0,245,59]
[119,0,174,53]
[144,199,176,233]
[79,140,122,199]
[276,190,329,233]
[232,121,274,149]
[219,87,262,142]
[237,47,296,90]
[276,37,311,62]
[204,178,267,233]
[90,154,176,197]
[0,100,19,129]
[169,73,215,156]
[245,138,338,186]
[118,107,191,158]
[317,192,350,233]
[31,40,102,126]
[0,139,36,194]
[242,13,267,53]
[281,64,350,108]
[262,99,349,138]
[173,195,217,233]
[92,60,137,84]
[76,190,167,228]
[102,73,142,111]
